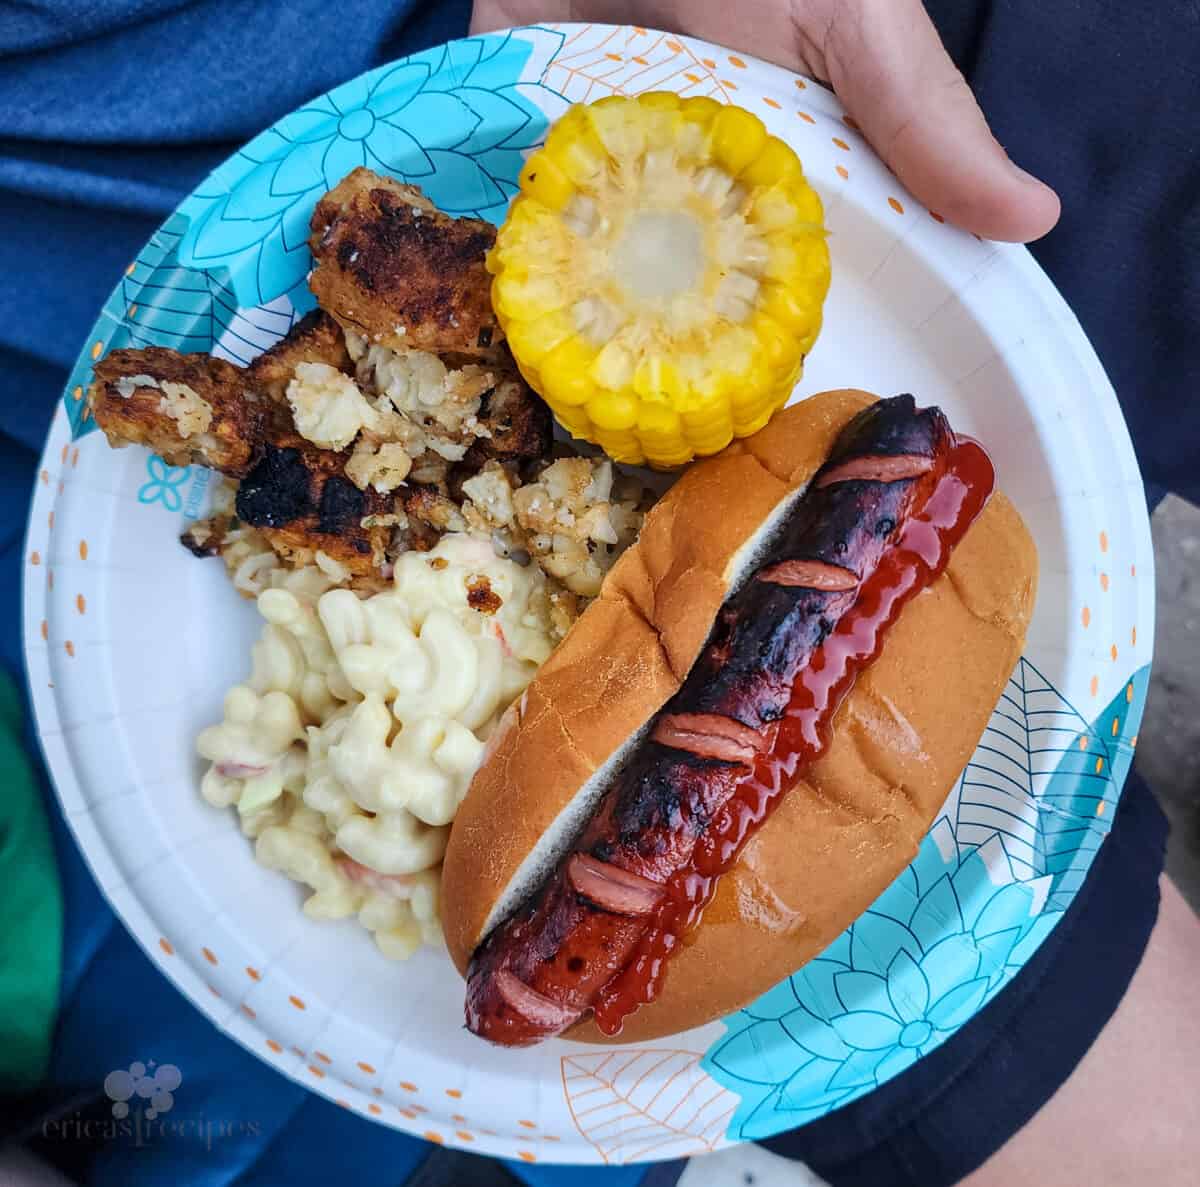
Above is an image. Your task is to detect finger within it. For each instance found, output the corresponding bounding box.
[820,0,1059,242]
[470,2,582,35]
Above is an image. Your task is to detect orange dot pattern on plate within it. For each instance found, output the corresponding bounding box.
[128,305,138,319]
[425,1132,444,1145]
[40,621,47,641]
[1111,644,1118,661]
[1097,801,1107,817]
[632,56,648,65]
[685,72,700,82]
[605,52,621,61]
[1081,606,1091,628]
[400,1081,418,1092]
[888,197,905,214]
[842,114,860,131]
[832,137,850,151]
[729,55,746,68]
[357,1061,376,1075]
[202,947,217,965]
[90,340,104,360]
[289,995,306,1010]
[456,1132,474,1142]
[930,211,946,223]
[1126,683,1134,704]
[1131,563,1137,577]
[241,1004,256,1020]
[519,1152,537,1163]
[763,97,781,109]
[794,77,807,90]
[798,111,816,124]
[368,1104,382,1116]
[836,165,849,180]
[335,1100,350,1109]
[1090,675,1099,697]
[246,966,261,981]
[266,1039,282,1053]
[1112,716,1120,737]
[158,938,174,956]
[451,1114,466,1123]
[40,469,49,484]
[79,540,88,560]
[30,550,40,565]
[1099,531,1108,552]
[308,1065,325,1079]
[64,641,75,658]
[291,1046,305,1058]
[71,448,79,467]
[721,79,738,90]
[1078,735,1088,751]
[1100,572,1110,591]
[48,571,54,590]
[72,386,83,402]
[314,1051,331,1065]
[519,1120,537,1129]
[76,594,86,614]
[1132,626,1138,646]
[666,40,681,52]
[702,57,715,68]
[1131,734,1139,748]
[207,984,220,998]
[444,1088,462,1099]
[1095,756,1104,774]
[125,262,136,275]
[48,511,54,529]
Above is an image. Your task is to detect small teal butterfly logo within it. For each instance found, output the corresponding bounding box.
[138,455,191,512]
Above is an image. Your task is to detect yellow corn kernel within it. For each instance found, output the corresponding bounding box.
[519,150,574,211]
[587,390,640,432]
[740,136,804,189]
[540,337,598,407]
[710,106,768,176]
[491,269,563,322]
[503,309,574,368]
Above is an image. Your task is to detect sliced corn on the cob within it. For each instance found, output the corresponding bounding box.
[488,94,831,467]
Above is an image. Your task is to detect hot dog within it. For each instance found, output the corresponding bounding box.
[442,390,1038,1046]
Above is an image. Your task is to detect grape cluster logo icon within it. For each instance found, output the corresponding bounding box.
[103,1061,182,1120]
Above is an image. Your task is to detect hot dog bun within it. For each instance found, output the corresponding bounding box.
[442,389,1037,1041]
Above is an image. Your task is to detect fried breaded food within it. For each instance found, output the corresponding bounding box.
[247,309,351,404]
[90,347,269,476]
[309,168,504,360]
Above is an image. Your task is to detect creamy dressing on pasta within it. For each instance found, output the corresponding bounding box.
[196,534,555,959]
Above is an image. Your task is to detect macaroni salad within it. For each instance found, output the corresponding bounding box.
[196,535,556,958]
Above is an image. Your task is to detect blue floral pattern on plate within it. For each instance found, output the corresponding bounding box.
[703,660,1147,1138]
[176,28,567,310]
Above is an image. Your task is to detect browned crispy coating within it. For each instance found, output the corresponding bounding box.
[90,345,389,578]
[246,309,352,404]
[468,370,553,466]
[90,347,269,476]
[308,167,504,360]
[234,431,392,577]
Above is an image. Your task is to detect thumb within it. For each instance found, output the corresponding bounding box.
[819,0,1059,242]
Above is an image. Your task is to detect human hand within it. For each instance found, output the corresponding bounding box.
[470,0,1060,242]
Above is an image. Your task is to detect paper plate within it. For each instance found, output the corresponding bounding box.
[23,23,1153,1165]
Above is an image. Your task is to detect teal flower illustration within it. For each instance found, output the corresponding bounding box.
[138,456,191,512]
[177,29,568,308]
[703,662,1147,1141]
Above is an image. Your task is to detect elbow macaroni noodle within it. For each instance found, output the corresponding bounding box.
[197,534,555,958]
